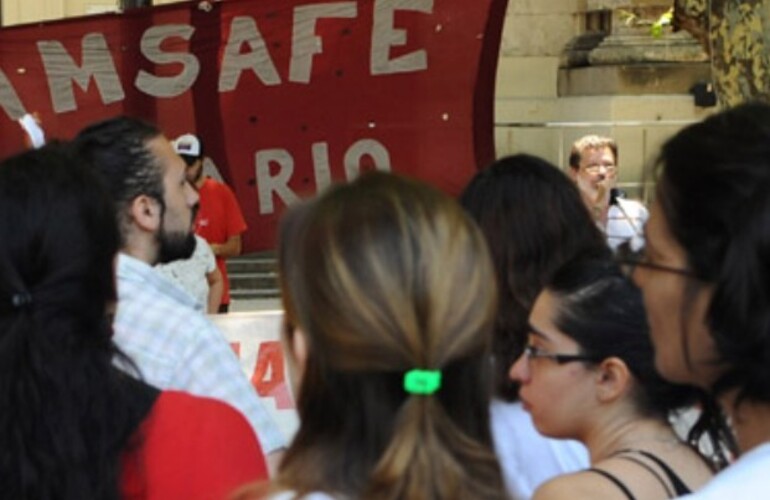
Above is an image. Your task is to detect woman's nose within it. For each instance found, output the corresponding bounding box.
[509,353,529,383]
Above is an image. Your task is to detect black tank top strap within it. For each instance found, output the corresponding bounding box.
[613,453,675,498]
[628,449,693,496]
[587,468,636,500]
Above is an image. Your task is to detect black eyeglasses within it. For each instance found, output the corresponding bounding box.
[523,345,600,365]
[614,241,695,279]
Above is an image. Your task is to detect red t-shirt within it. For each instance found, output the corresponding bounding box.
[122,391,268,499]
[195,178,248,305]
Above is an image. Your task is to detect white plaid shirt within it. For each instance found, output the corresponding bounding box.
[114,253,286,453]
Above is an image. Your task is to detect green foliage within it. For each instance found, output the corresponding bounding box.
[651,8,674,38]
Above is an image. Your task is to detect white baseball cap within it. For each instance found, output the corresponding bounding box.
[173,133,201,157]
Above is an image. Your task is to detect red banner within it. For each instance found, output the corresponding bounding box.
[0,0,507,251]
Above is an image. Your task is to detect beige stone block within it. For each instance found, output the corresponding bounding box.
[586,0,644,9]
[496,57,560,98]
[558,63,712,97]
[586,0,672,8]
[611,125,675,198]
[494,127,516,158]
[494,127,563,165]
[609,95,719,121]
[4,0,65,25]
[507,0,580,15]
[494,97,560,123]
[501,13,578,57]
[558,96,616,121]
[80,3,118,15]
[611,126,648,184]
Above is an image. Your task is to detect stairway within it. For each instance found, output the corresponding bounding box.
[227,251,280,299]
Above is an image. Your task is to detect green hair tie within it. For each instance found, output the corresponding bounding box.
[403,369,442,395]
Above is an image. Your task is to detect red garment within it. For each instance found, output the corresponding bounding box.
[194,178,247,305]
[122,391,268,500]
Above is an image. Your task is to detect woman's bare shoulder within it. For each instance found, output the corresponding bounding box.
[533,469,627,500]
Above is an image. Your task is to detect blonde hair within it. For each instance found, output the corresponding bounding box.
[568,134,618,170]
[273,171,504,499]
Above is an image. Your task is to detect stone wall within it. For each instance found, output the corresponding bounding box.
[495,0,715,194]
[2,0,181,24]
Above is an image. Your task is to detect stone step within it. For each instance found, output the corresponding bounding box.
[230,288,280,299]
[229,272,278,289]
[227,251,279,299]
[228,257,276,274]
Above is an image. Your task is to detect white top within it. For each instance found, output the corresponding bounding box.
[679,442,770,498]
[606,197,649,252]
[114,253,286,453]
[491,399,590,500]
[155,234,216,311]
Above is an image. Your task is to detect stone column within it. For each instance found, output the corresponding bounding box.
[588,0,707,65]
[559,0,711,96]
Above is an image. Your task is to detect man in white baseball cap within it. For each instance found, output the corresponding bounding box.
[174,133,247,314]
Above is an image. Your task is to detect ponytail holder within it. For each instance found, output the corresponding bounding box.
[404,369,442,395]
[11,292,33,309]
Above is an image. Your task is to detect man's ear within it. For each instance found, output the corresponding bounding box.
[595,356,631,404]
[567,166,578,181]
[129,195,161,232]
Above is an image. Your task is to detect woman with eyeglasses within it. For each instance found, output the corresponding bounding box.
[630,102,770,498]
[511,257,715,499]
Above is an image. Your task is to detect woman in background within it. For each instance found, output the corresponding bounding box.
[512,257,714,499]
[0,144,267,499]
[239,171,506,499]
[461,154,610,498]
[631,102,770,497]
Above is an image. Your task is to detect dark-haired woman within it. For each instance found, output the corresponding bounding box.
[461,154,611,498]
[511,258,714,499]
[631,102,770,498]
[0,144,267,499]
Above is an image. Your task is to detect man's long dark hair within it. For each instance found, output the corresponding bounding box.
[0,143,157,499]
[72,116,164,247]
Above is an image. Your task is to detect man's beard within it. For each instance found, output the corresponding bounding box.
[156,225,196,264]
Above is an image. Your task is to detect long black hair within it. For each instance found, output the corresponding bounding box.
[656,102,770,405]
[548,256,730,468]
[548,258,701,419]
[71,116,164,245]
[0,143,157,499]
[651,103,770,466]
[460,154,610,400]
